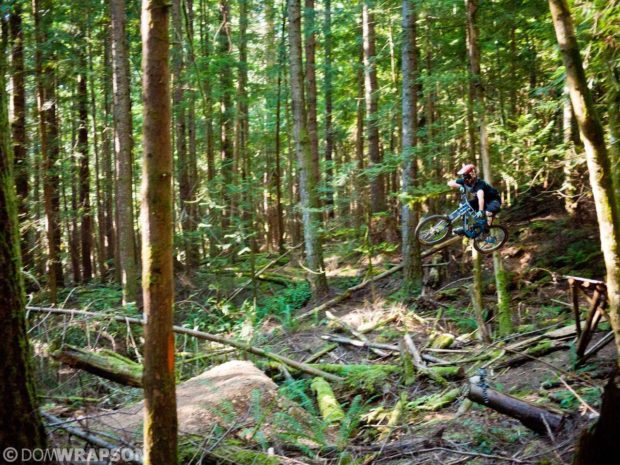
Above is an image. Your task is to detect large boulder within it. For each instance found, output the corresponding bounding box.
[98,360,315,447]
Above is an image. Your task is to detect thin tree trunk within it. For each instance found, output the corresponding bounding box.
[362,1,386,213]
[140,0,178,463]
[88,25,106,280]
[288,0,329,297]
[0,35,48,453]
[218,0,234,232]
[9,4,32,269]
[110,0,138,304]
[78,57,93,282]
[354,40,365,229]
[562,85,578,216]
[401,0,422,292]
[304,0,321,211]
[549,0,620,365]
[103,27,116,278]
[323,0,335,218]
[34,0,64,302]
[466,0,512,336]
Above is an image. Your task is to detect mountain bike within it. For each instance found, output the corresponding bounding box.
[415,194,508,254]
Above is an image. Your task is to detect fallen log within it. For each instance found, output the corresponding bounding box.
[42,412,142,464]
[326,310,389,357]
[495,339,569,369]
[467,383,564,434]
[27,307,343,383]
[311,377,345,424]
[52,345,143,387]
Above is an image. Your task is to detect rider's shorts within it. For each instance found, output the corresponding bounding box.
[469,199,501,213]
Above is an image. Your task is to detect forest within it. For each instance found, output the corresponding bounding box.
[0,0,619,464]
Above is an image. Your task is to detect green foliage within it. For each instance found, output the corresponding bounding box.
[256,282,312,324]
[444,305,478,333]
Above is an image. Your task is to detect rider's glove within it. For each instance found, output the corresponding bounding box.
[459,186,466,193]
[475,211,484,219]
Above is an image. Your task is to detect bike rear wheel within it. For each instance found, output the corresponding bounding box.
[415,215,452,245]
[473,224,508,254]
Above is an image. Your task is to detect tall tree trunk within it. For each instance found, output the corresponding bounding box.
[9,4,32,270]
[562,85,578,216]
[218,0,234,232]
[362,1,386,213]
[354,40,365,229]
[549,0,620,363]
[0,31,48,453]
[140,0,178,463]
[172,0,195,268]
[110,0,138,304]
[401,0,422,292]
[304,0,321,212]
[466,0,512,336]
[271,3,285,253]
[184,0,200,266]
[288,0,329,297]
[323,0,334,218]
[78,58,93,282]
[33,0,64,302]
[103,27,117,278]
[88,25,106,280]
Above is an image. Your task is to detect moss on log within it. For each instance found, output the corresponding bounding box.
[52,345,142,387]
[311,377,345,424]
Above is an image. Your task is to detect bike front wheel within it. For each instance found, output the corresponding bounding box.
[416,215,452,245]
[473,224,508,254]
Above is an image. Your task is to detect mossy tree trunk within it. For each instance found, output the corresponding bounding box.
[110,0,138,304]
[466,0,512,336]
[140,0,178,463]
[288,0,329,297]
[549,0,620,365]
[0,27,48,455]
[401,0,423,293]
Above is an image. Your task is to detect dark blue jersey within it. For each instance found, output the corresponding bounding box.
[456,178,500,202]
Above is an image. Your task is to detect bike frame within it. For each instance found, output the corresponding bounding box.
[447,194,477,230]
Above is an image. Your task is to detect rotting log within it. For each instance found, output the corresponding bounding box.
[495,339,569,369]
[52,345,143,387]
[311,377,345,424]
[27,307,343,383]
[468,383,564,434]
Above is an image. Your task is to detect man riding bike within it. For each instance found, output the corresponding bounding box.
[447,164,501,234]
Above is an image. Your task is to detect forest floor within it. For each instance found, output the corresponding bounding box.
[32,191,616,465]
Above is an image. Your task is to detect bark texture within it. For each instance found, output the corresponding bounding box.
[549,0,620,364]
[110,0,138,303]
[9,4,31,269]
[140,0,178,463]
[362,0,386,213]
[401,0,422,292]
[288,0,329,297]
[34,0,64,302]
[0,31,48,455]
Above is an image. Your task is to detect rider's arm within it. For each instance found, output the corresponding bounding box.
[476,189,485,212]
[447,180,461,189]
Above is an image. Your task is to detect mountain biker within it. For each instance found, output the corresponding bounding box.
[447,164,501,233]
